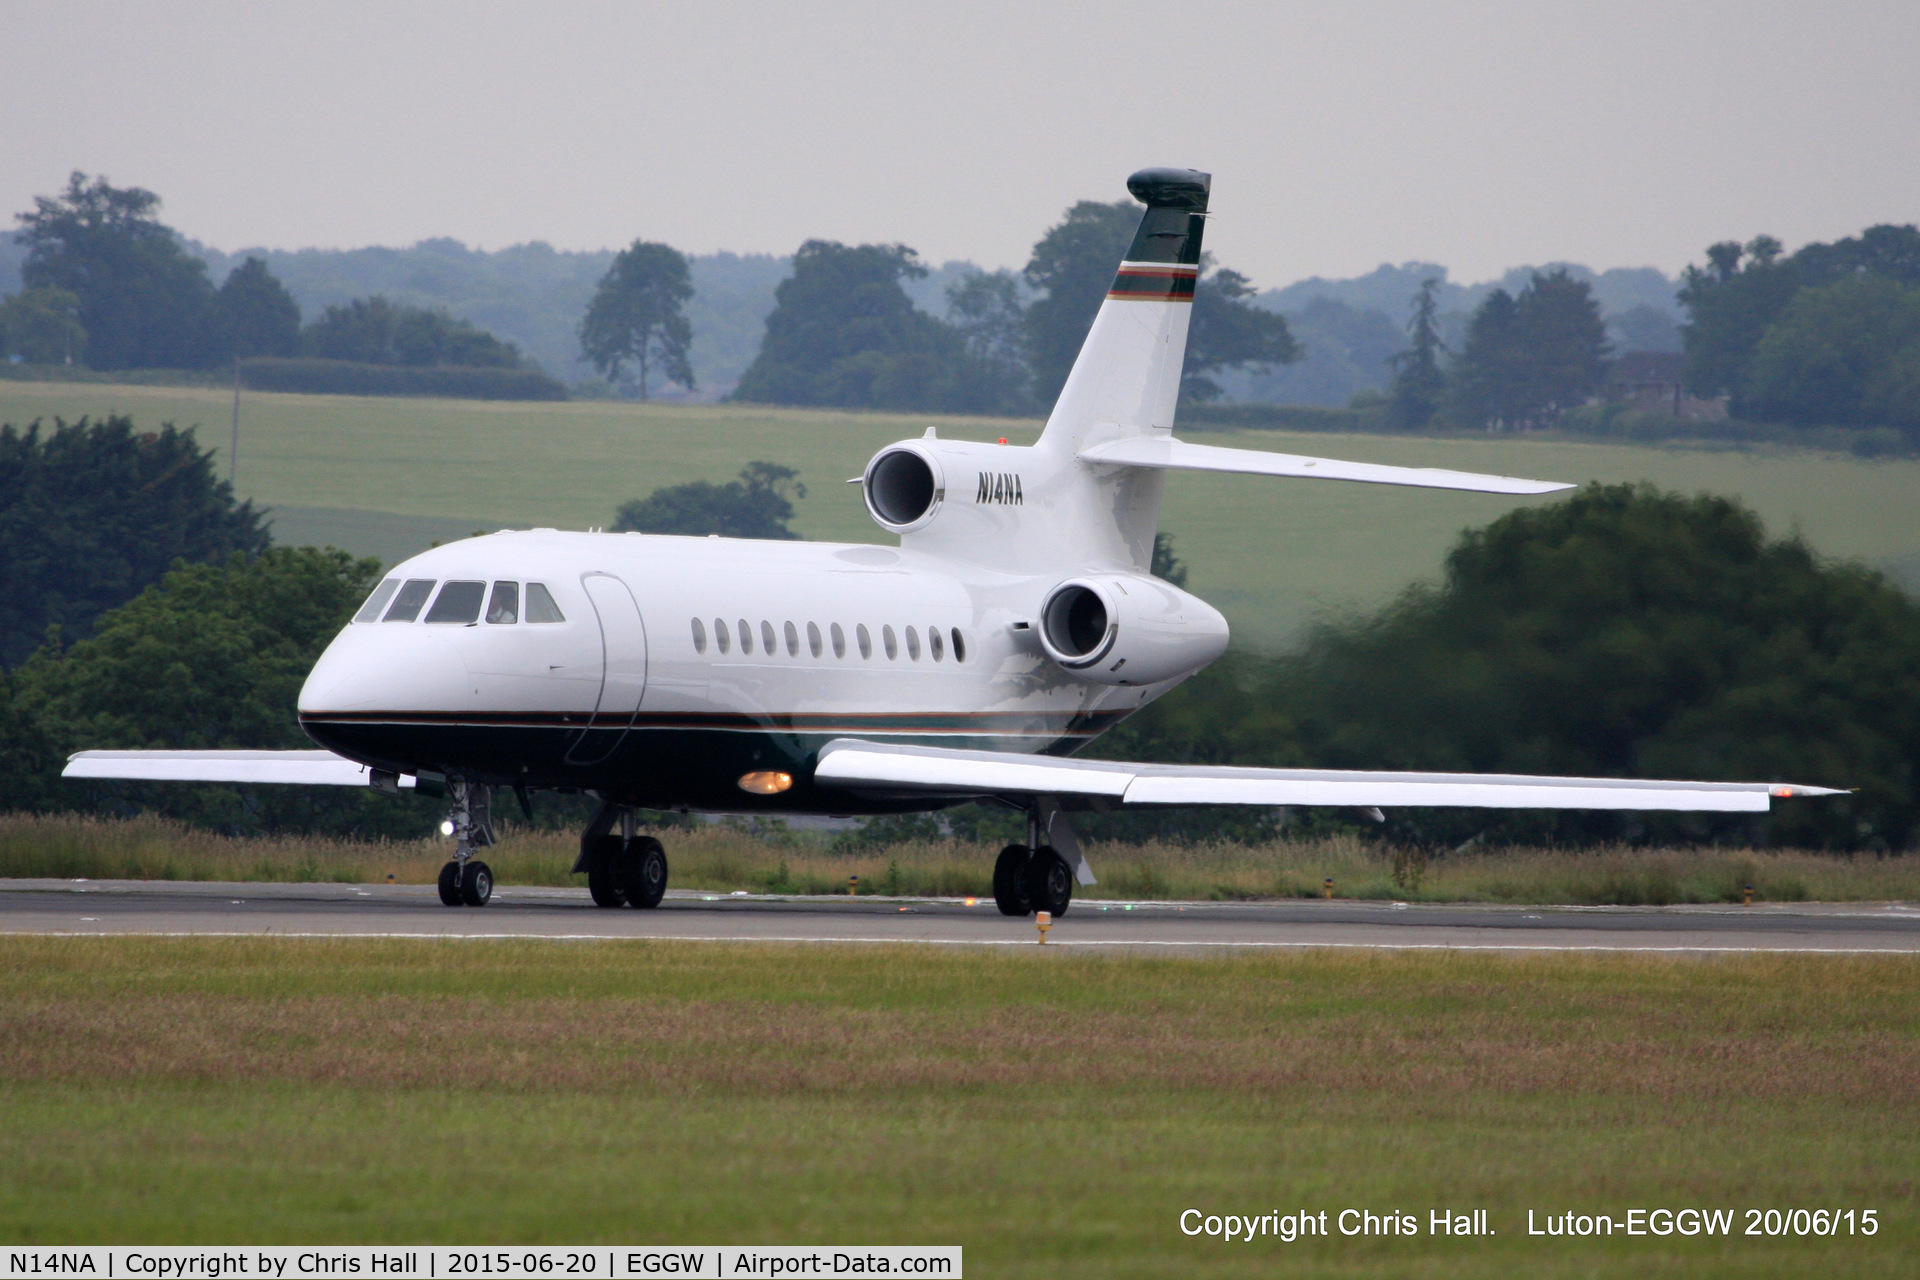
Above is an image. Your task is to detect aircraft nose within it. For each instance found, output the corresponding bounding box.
[299,626,472,713]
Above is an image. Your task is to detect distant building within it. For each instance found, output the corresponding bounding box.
[1603,352,1728,419]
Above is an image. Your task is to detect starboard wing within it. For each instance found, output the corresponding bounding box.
[811,740,1841,812]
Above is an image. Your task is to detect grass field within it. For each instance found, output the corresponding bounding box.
[5,380,1918,649]
[0,937,1914,1277]
[5,812,1917,906]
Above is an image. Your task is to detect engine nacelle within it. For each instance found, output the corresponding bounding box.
[862,443,948,533]
[1036,574,1229,686]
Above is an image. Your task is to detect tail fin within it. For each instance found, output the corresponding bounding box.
[1036,167,1210,460]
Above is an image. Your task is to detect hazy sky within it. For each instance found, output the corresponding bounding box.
[7,0,1918,288]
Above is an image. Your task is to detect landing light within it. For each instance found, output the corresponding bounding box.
[737,770,793,795]
[438,819,456,837]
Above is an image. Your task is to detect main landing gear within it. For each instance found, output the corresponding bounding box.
[991,809,1074,918]
[436,776,495,907]
[579,800,668,909]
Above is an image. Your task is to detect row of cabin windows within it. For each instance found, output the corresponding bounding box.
[354,578,567,626]
[690,617,967,664]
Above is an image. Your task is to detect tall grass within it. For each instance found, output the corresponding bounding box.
[1,812,1914,904]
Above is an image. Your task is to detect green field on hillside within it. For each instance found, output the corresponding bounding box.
[6,380,1918,649]
[1,938,1914,1278]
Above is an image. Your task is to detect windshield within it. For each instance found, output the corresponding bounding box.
[382,579,436,622]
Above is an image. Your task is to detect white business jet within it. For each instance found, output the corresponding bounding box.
[66,168,1841,912]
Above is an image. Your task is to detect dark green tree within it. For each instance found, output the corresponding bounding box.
[578,239,696,398]
[612,461,807,539]
[1022,201,1139,405]
[1442,287,1524,427]
[1678,236,1802,406]
[216,257,301,359]
[0,286,86,365]
[0,416,270,667]
[14,546,436,836]
[1742,276,1920,426]
[303,296,524,368]
[945,269,1030,402]
[732,241,1012,413]
[1110,485,1920,849]
[15,172,219,369]
[1183,266,1299,402]
[0,672,55,812]
[1386,278,1448,429]
[1445,270,1608,429]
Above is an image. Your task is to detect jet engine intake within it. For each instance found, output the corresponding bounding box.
[1036,574,1228,686]
[863,446,943,532]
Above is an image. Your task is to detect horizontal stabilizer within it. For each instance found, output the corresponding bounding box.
[1078,436,1574,496]
[64,749,410,787]
[813,740,1841,813]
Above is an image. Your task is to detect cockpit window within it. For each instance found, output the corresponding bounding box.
[354,579,399,623]
[383,579,436,622]
[425,580,486,624]
[525,582,565,623]
[486,581,519,624]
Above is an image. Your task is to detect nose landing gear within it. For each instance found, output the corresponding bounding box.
[577,800,669,909]
[436,776,495,907]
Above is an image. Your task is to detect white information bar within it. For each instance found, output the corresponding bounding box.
[0,1249,961,1280]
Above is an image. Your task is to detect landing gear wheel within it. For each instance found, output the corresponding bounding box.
[993,844,1032,917]
[459,860,493,907]
[437,861,462,907]
[622,836,668,909]
[1025,846,1073,918]
[586,833,626,907]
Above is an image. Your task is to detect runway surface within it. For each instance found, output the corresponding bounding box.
[3,878,1919,951]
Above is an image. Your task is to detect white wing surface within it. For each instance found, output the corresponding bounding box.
[1078,436,1574,496]
[63,749,411,787]
[812,740,1841,813]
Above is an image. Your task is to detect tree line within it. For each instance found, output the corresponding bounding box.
[0,173,538,378]
[576,199,1299,413]
[1678,225,1920,430]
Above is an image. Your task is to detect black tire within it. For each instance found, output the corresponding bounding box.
[586,833,626,907]
[622,836,668,909]
[437,861,462,907]
[992,844,1031,917]
[459,860,494,907]
[1025,846,1073,918]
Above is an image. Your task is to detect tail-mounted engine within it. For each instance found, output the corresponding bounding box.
[862,443,945,533]
[1036,574,1228,686]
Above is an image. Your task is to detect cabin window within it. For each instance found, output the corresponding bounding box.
[486,581,519,624]
[831,623,846,658]
[715,618,730,654]
[761,620,776,654]
[856,624,872,659]
[807,622,823,658]
[950,628,966,663]
[426,580,486,624]
[691,617,707,653]
[383,579,436,622]
[929,626,944,661]
[525,583,566,623]
[904,626,921,660]
[355,579,400,623]
[738,619,753,655]
[784,621,800,656]
[882,625,898,660]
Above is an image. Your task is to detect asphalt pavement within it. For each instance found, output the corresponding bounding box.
[4,878,1918,952]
